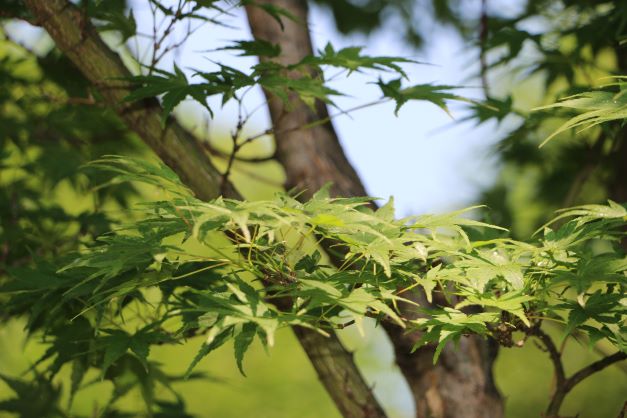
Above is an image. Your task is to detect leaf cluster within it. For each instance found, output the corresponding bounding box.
[2,156,623,417]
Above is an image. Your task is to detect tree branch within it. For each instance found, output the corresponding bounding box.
[566,351,627,391]
[22,0,235,201]
[528,324,627,417]
[544,346,626,417]
[20,3,384,418]
[202,141,276,163]
[479,0,490,98]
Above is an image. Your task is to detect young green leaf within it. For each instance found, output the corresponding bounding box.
[234,323,257,376]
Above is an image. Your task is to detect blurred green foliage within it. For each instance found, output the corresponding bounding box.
[1,1,626,417]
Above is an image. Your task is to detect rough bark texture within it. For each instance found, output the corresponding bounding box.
[23,0,233,202]
[294,328,387,418]
[245,2,504,417]
[23,2,386,418]
[385,325,502,418]
[245,1,368,198]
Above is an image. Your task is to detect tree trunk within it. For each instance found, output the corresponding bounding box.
[245,1,367,198]
[22,2,386,417]
[245,2,504,417]
[384,322,502,418]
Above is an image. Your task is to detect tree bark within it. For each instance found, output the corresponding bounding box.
[294,327,387,418]
[386,327,502,418]
[23,0,232,202]
[245,1,367,198]
[22,2,386,418]
[245,2,503,417]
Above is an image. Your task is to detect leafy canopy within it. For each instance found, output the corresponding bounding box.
[1,1,626,417]
[3,155,624,396]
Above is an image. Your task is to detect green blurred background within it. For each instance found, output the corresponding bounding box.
[1,0,626,417]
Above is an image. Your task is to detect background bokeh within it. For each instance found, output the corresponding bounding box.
[1,1,626,417]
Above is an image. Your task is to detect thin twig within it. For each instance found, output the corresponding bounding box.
[240,98,388,147]
[479,0,490,98]
[202,141,276,163]
[220,104,246,194]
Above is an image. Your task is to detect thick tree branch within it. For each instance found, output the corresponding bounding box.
[23,0,234,201]
[21,3,384,418]
[293,327,386,418]
[245,2,503,417]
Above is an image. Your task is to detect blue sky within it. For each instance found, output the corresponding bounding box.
[5,1,508,216]
[126,1,506,216]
